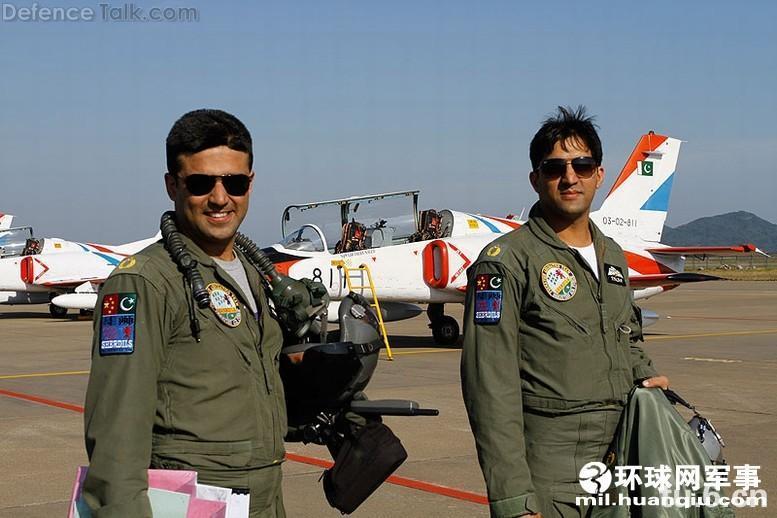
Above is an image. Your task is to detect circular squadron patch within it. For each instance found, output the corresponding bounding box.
[541,262,577,301]
[206,283,242,327]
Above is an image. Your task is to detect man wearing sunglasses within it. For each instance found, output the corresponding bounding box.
[83,109,288,517]
[461,107,669,518]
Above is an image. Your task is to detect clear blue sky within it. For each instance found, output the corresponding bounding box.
[2,0,776,244]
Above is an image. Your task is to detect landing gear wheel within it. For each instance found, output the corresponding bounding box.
[50,304,68,318]
[431,316,460,346]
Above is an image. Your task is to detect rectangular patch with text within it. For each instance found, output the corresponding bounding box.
[605,264,626,286]
[474,273,503,324]
[99,292,137,355]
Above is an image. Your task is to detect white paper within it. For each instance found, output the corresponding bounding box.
[195,483,249,518]
[226,493,250,518]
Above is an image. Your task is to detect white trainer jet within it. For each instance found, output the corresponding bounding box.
[263,132,765,344]
[0,225,158,317]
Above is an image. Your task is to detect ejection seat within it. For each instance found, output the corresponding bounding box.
[334,221,367,254]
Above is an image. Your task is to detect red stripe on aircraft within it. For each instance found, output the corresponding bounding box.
[482,215,521,229]
[274,260,301,276]
[447,242,471,284]
[33,258,50,282]
[86,243,130,257]
[606,133,668,197]
[624,251,674,275]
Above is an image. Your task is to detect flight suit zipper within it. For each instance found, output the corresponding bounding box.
[252,303,272,395]
[594,245,617,400]
[571,246,616,400]
[255,300,282,459]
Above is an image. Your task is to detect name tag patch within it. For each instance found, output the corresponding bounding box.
[474,273,503,324]
[605,263,626,286]
[100,293,137,355]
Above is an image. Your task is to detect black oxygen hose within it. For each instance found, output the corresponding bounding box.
[234,232,281,282]
[160,211,210,309]
[160,211,210,341]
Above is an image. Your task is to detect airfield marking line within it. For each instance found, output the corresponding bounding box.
[391,349,459,356]
[0,370,89,380]
[683,357,743,363]
[285,452,488,505]
[0,390,489,506]
[0,389,85,413]
[667,315,777,322]
[645,328,777,342]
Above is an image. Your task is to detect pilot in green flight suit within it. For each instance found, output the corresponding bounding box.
[83,109,287,517]
[461,107,670,518]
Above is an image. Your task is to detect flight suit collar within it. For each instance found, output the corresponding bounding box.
[526,202,609,283]
[526,202,607,253]
[172,232,264,317]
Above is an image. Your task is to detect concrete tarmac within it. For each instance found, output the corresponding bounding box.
[0,281,774,517]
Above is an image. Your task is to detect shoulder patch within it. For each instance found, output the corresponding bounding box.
[118,256,136,270]
[486,245,502,257]
[99,293,137,355]
[473,273,503,324]
[605,263,626,286]
[541,262,577,301]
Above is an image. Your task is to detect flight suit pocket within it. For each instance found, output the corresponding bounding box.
[612,319,636,392]
[193,309,255,369]
[152,439,253,470]
[536,297,591,336]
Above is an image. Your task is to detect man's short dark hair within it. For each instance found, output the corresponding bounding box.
[529,106,602,171]
[166,109,253,175]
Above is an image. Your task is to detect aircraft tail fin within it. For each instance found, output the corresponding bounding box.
[0,214,14,230]
[591,132,682,243]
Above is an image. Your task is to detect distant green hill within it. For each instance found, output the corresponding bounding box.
[662,211,777,252]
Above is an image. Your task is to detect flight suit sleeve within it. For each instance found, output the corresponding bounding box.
[82,273,167,518]
[460,262,539,518]
[627,302,658,380]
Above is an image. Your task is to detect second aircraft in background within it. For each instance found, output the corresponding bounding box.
[264,132,765,344]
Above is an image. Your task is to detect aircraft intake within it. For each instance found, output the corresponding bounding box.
[422,240,449,289]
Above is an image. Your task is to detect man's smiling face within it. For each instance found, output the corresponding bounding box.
[529,137,604,223]
[165,145,252,258]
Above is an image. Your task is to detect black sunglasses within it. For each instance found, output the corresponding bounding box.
[537,157,599,179]
[178,173,253,196]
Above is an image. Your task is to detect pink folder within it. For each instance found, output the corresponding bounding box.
[69,467,228,518]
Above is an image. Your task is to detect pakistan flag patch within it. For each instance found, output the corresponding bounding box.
[474,273,503,324]
[100,293,137,355]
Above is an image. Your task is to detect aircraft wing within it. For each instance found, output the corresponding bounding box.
[40,276,106,288]
[645,244,768,257]
[629,272,721,289]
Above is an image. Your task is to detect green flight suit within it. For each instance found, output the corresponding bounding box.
[83,233,287,518]
[461,204,657,518]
